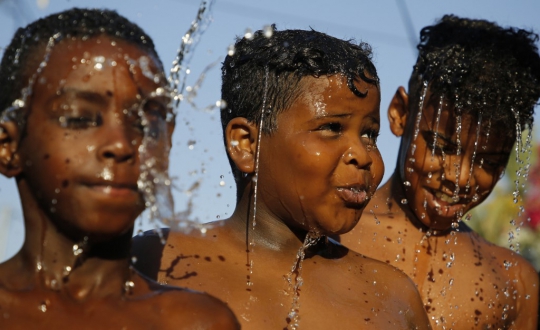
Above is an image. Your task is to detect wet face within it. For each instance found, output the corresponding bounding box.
[16,36,172,240]
[257,75,384,235]
[399,90,512,230]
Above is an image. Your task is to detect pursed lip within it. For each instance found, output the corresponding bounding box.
[336,184,370,209]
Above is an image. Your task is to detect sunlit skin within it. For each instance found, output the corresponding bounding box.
[339,86,539,329]
[145,76,432,329]
[0,36,238,329]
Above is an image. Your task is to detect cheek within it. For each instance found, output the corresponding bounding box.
[473,170,500,194]
[369,149,384,187]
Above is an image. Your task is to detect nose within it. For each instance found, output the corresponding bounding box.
[443,154,476,192]
[342,139,373,171]
[97,124,136,163]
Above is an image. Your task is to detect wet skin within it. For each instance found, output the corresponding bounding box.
[0,36,238,329]
[141,76,431,329]
[339,86,539,329]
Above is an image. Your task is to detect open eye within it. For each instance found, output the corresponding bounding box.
[315,122,343,139]
[318,122,342,133]
[127,99,169,139]
[361,129,379,146]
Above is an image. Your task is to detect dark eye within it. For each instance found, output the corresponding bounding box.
[317,122,342,134]
[143,99,168,121]
[129,99,169,139]
[423,131,458,155]
[59,114,101,129]
[361,129,379,146]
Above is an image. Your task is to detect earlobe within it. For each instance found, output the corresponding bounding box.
[388,86,409,137]
[0,121,22,178]
[225,117,257,174]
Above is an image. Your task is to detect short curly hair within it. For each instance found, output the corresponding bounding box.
[221,25,379,135]
[0,7,161,118]
[408,15,540,137]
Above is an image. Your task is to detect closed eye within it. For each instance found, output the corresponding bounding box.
[60,115,101,129]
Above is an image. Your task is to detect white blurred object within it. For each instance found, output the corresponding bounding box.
[0,208,11,262]
[36,0,49,10]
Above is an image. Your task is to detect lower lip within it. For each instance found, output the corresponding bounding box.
[425,189,465,218]
[87,185,138,197]
[336,188,368,206]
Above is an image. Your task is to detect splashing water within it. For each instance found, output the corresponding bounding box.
[136,0,218,235]
[168,0,215,108]
[1,33,62,126]
[285,232,321,330]
[251,66,270,230]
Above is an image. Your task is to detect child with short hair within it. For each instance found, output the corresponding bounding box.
[0,8,238,329]
[137,26,430,329]
[338,15,540,329]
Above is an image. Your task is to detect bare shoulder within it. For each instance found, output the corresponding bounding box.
[135,275,240,329]
[348,248,418,289]
[466,230,537,279]
[341,248,431,329]
[158,289,240,329]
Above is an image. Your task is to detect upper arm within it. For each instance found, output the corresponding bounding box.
[401,276,432,330]
[512,260,539,330]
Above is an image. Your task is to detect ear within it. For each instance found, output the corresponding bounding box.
[225,117,258,174]
[0,121,22,178]
[388,86,410,137]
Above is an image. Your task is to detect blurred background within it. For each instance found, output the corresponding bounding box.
[1,0,539,268]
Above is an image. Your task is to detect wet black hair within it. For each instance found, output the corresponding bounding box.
[0,7,161,117]
[408,15,540,137]
[221,25,379,184]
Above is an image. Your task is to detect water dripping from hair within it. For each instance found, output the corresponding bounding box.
[244,66,270,293]
[1,33,62,126]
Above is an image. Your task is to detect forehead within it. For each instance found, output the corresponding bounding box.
[290,74,380,114]
[29,35,162,84]
[419,95,514,153]
[27,35,165,102]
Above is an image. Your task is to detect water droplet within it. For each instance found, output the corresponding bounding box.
[227,44,235,56]
[244,28,254,40]
[263,25,273,38]
[403,181,411,187]
[400,199,408,205]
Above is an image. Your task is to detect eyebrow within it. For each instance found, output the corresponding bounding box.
[55,88,109,106]
[312,113,352,120]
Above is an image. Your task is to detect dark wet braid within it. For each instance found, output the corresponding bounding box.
[0,8,161,116]
[221,25,379,135]
[409,15,540,135]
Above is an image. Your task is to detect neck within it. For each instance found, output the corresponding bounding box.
[3,180,135,301]
[227,181,326,255]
